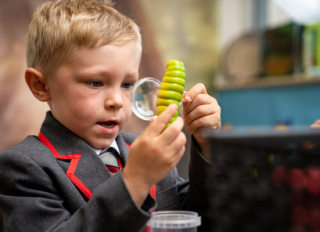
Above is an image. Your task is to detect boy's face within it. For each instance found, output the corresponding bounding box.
[46,41,141,148]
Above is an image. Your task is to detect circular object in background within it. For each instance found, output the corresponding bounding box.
[223,32,262,84]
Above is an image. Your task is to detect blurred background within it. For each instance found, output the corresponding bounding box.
[1,0,320,176]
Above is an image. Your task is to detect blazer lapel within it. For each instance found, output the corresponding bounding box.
[38,112,113,200]
[116,134,130,164]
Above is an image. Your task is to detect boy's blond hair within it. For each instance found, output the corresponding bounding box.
[26,0,141,76]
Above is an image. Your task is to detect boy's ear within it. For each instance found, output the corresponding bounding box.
[25,68,51,102]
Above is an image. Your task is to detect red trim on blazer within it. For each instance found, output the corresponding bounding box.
[38,132,156,210]
[38,132,92,199]
[150,185,156,201]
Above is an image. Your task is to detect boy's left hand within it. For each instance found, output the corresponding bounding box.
[182,83,221,157]
[311,119,320,129]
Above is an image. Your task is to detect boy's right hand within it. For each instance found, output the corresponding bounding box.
[122,104,186,206]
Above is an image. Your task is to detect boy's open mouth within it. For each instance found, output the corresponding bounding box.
[97,121,118,128]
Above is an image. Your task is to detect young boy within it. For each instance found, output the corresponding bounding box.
[0,0,221,231]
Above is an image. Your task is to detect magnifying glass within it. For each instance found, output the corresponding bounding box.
[130,77,161,121]
[130,60,186,121]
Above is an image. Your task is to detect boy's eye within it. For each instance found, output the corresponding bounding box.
[87,81,102,88]
[121,82,134,89]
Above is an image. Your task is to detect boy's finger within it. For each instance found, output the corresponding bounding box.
[184,103,217,126]
[148,104,178,135]
[161,116,184,144]
[183,83,207,104]
[183,94,218,118]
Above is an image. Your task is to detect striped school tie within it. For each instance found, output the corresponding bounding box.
[99,147,122,173]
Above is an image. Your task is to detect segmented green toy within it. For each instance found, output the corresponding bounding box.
[156,59,186,126]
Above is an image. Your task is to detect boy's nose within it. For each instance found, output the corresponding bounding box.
[104,90,123,110]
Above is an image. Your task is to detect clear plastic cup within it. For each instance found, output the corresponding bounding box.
[147,211,201,232]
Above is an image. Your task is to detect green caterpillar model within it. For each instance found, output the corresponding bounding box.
[156,59,186,126]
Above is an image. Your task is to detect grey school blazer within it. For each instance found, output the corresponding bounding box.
[0,112,210,232]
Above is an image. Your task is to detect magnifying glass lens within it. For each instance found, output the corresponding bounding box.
[130,77,161,121]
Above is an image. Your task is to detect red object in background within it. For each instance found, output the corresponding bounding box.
[303,141,317,150]
[310,208,320,230]
[290,225,307,232]
[289,169,307,192]
[292,205,310,225]
[270,164,320,230]
[306,167,320,195]
[271,166,288,186]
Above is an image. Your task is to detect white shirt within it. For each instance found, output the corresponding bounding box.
[93,140,120,155]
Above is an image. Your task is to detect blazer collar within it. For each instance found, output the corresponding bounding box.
[39,111,129,199]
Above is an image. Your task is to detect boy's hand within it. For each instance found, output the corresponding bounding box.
[182,83,221,158]
[122,104,186,206]
[311,119,320,129]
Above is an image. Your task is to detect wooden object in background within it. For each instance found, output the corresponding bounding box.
[223,32,262,85]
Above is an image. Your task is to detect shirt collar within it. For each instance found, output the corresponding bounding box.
[93,140,120,155]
